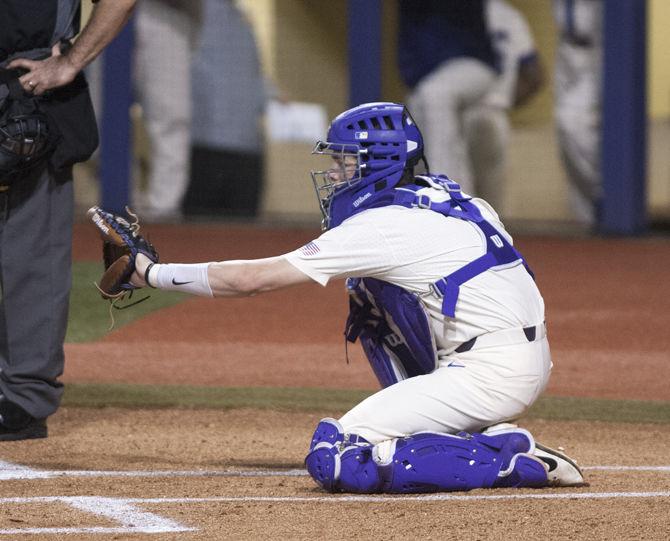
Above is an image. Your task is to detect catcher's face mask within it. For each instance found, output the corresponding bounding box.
[310,141,363,228]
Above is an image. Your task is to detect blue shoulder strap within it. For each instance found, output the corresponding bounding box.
[392,175,534,317]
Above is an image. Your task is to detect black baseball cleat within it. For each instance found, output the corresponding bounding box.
[0,417,47,441]
[534,443,585,487]
[0,397,48,441]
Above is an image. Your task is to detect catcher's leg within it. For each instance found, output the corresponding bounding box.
[305,422,549,494]
[337,337,552,444]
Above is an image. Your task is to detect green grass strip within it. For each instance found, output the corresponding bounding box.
[62,383,372,412]
[526,395,670,424]
[62,383,670,424]
[67,262,187,342]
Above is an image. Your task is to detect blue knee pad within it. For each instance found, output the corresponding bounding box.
[306,443,381,493]
[306,418,374,492]
[305,443,340,491]
[308,418,370,452]
[309,418,345,452]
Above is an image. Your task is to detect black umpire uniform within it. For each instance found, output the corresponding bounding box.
[0,1,98,439]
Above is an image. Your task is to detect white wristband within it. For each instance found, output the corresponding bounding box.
[149,263,214,297]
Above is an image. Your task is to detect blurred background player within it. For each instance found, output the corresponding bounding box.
[133,0,202,222]
[553,0,603,227]
[183,0,267,219]
[110,102,583,494]
[397,0,498,196]
[464,0,545,214]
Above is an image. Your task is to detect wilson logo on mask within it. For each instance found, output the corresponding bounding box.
[353,193,372,207]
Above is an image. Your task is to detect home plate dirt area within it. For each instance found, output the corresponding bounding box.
[0,408,668,539]
[0,226,664,538]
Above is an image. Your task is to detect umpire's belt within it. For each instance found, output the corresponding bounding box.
[454,323,546,353]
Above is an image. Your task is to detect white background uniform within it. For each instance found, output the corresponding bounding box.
[134,0,200,217]
[284,187,552,443]
[481,0,537,111]
[465,0,538,211]
[553,0,603,225]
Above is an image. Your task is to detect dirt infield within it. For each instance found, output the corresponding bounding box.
[1,224,666,538]
[0,409,669,539]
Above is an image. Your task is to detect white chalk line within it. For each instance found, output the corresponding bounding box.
[4,491,670,536]
[2,491,670,508]
[0,465,308,480]
[583,465,670,472]
[68,496,195,534]
[1,464,669,481]
[0,460,669,535]
[2,490,670,507]
[0,496,195,535]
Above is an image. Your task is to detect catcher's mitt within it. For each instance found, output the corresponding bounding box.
[87,206,159,302]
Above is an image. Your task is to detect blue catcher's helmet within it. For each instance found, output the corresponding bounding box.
[311,102,424,230]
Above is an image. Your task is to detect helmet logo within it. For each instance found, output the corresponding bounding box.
[407,140,418,152]
[354,131,368,140]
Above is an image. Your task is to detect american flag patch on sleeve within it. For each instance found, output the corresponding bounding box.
[299,241,321,256]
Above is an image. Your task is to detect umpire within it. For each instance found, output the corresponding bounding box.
[0,0,136,440]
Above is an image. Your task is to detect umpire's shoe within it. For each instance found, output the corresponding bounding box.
[0,397,47,441]
[534,443,585,487]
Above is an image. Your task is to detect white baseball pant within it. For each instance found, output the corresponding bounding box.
[339,329,552,444]
[134,0,199,214]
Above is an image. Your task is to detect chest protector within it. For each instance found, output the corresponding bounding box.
[345,175,534,388]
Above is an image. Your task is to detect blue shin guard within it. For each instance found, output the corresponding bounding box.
[380,429,548,493]
[378,431,517,493]
[306,427,549,494]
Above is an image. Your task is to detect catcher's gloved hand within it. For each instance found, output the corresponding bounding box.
[87,206,159,301]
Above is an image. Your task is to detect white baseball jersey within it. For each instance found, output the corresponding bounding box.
[481,0,538,110]
[285,186,545,358]
[285,186,551,442]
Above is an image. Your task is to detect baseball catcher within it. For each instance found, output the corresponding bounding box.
[89,102,584,494]
[87,206,158,305]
